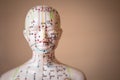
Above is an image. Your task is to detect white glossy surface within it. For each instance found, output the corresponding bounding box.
[0,5,85,80]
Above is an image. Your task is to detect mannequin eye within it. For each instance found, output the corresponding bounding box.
[50,33,58,39]
[29,25,38,31]
[29,26,35,30]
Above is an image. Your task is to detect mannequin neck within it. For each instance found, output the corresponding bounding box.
[29,50,57,67]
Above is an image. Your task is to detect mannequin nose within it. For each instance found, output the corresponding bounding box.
[40,28,47,40]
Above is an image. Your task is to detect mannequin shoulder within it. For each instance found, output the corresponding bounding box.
[0,68,17,80]
[63,65,86,80]
[69,68,86,80]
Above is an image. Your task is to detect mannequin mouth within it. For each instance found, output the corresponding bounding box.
[30,40,56,50]
[36,40,49,45]
[36,40,50,45]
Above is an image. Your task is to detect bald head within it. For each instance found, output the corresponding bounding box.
[23,5,62,54]
[25,5,61,31]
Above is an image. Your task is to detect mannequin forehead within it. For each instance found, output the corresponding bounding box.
[25,6,60,30]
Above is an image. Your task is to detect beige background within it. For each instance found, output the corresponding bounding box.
[0,0,120,80]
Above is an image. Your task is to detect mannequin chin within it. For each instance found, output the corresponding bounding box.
[0,5,85,80]
[32,44,55,54]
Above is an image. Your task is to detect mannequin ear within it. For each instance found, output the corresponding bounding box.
[58,28,62,39]
[23,30,29,42]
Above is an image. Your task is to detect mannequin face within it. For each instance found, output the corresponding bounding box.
[24,6,62,53]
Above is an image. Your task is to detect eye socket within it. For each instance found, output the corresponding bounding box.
[29,26,35,30]
[28,25,39,31]
[50,33,58,39]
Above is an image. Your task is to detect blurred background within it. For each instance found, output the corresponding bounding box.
[0,0,120,80]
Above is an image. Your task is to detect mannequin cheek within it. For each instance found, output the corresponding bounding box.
[28,36,36,44]
[51,39,58,45]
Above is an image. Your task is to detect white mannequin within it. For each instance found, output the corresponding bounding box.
[0,5,85,80]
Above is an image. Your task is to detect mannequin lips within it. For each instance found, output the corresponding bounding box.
[36,41,54,49]
[36,40,49,45]
[37,42,48,46]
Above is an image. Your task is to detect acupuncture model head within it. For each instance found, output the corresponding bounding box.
[0,5,85,80]
[23,5,62,54]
